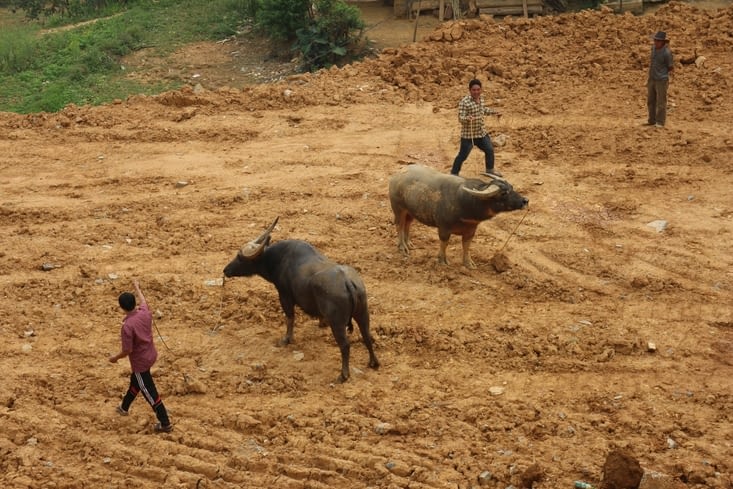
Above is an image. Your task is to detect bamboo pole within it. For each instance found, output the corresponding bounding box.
[413,0,422,42]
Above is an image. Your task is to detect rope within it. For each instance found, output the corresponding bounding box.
[153,318,174,354]
[497,207,529,254]
[210,276,227,333]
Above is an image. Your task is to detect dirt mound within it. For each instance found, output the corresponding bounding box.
[1,2,732,488]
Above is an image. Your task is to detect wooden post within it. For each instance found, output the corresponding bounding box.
[522,0,528,17]
[413,0,421,42]
[439,0,445,21]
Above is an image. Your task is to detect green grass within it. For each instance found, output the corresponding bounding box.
[0,0,252,113]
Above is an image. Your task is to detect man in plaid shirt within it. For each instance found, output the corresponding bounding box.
[450,79,502,177]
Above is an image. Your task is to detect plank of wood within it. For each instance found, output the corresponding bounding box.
[479,4,543,14]
[475,0,542,8]
[409,0,440,11]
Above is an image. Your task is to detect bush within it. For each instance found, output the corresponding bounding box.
[256,0,311,41]
[293,0,364,71]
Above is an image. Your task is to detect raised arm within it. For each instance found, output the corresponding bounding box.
[133,279,147,308]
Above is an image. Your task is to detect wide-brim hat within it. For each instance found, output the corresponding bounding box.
[652,31,669,41]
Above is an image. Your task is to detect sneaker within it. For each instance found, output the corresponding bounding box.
[481,169,503,178]
[654,123,664,128]
[642,121,655,126]
[116,405,129,416]
[153,422,173,433]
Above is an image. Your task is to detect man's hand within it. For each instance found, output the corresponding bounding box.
[109,354,119,363]
[133,279,147,307]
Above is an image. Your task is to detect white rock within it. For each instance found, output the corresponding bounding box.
[478,470,494,485]
[374,422,394,434]
[489,386,505,396]
[647,341,657,352]
[647,220,668,232]
[204,278,223,286]
[293,351,305,361]
[21,344,33,353]
[493,133,508,147]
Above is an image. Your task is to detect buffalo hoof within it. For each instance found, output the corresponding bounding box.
[278,336,292,346]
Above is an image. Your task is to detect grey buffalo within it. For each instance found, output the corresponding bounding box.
[388,164,528,268]
[223,218,379,383]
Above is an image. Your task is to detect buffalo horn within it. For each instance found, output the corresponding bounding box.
[461,184,501,199]
[239,217,280,259]
[484,173,507,183]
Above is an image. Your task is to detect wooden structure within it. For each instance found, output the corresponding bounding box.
[396,0,546,18]
[477,0,544,16]
[599,0,643,14]
[394,0,642,20]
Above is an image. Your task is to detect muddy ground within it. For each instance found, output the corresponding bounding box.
[1,1,732,488]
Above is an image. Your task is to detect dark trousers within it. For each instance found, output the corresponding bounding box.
[451,135,495,175]
[647,79,669,126]
[121,370,170,426]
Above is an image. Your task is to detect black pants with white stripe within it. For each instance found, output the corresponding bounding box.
[121,370,170,427]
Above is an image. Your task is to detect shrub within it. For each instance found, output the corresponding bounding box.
[293,0,364,71]
[256,0,311,41]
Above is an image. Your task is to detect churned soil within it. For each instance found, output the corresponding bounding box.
[1,2,732,488]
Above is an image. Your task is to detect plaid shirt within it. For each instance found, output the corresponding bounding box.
[458,95,496,139]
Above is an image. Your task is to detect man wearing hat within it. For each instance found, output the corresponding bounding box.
[646,31,674,128]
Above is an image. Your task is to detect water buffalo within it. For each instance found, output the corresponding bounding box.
[388,164,528,268]
[223,218,379,383]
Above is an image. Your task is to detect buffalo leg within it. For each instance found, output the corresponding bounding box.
[278,297,296,345]
[354,309,379,371]
[461,233,477,269]
[329,323,351,383]
[437,228,451,265]
[396,211,414,256]
[404,215,415,250]
[279,315,295,346]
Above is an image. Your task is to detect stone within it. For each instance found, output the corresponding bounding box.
[601,449,643,489]
[638,470,687,489]
[646,220,668,232]
[520,464,543,488]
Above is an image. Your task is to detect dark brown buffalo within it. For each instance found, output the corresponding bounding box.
[223,218,379,383]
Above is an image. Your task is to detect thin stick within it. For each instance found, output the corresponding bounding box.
[211,276,227,333]
[497,208,529,253]
[412,0,421,42]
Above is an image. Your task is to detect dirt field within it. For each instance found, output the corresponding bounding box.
[1,2,732,488]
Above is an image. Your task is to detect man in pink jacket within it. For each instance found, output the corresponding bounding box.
[109,279,172,433]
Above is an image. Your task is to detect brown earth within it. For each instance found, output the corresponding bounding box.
[1,2,732,488]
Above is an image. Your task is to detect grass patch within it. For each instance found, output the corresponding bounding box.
[0,0,252,113]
